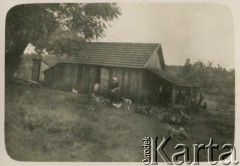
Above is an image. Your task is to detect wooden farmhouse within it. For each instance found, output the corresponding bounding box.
[38,42,198,104]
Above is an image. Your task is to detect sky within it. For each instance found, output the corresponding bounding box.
[97,3,235,69]
[24,3,235,69]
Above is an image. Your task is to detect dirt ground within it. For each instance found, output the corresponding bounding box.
[5,84,235,162]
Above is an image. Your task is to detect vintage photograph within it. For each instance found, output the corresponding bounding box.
[5,2,235,162]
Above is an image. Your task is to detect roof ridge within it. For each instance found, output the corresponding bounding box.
[44,42,162,71]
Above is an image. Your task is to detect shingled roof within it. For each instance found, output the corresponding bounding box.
[60,42,161,68]
[147,67,197,88]
[43,42,197,88]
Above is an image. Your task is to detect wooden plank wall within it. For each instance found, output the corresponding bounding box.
[76,65,99,94]
[44,69,53,87]
[45,63,196,106]
[100,68,110,93]
[39,61,49,82]
[31,60,41,82]
[79,65,90,93]
[44,63,146,100]
[89,66,98,93]
[62,63,78,90]
[123,70,130,95]
[52,64,64,89]
[141,70,173,102]
[111,67,143,100]
[76,65,144,99]
[44,63,78,90]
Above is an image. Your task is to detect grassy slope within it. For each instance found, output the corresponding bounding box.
[5,84,235,162]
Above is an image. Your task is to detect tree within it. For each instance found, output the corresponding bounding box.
[180,59,235,111]
[6,3,121,81]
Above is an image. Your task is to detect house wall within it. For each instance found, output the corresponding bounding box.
[44,63,147,100]
[32,59,49,82]
[144,45,165,70]
[144,49,162,70]
[141,70,173,103]
[39,61,49,82]
[157,45,165,70]
[76,65,98,94]
[45,64,187,104]
[32,59,41,82]
[110,67,143,100]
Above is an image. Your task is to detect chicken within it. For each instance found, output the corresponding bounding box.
[72,87,78,94]
[112,103,122,109]
[122,97,132,110]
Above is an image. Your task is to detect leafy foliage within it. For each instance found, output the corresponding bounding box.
[6,3,121,80]
[180,59,235,104]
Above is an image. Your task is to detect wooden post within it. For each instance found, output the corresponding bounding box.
[171,86,176,106]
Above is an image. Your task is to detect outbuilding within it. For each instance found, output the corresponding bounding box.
[41,42,197,104]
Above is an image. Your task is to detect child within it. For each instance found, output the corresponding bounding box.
[92,81,100,98]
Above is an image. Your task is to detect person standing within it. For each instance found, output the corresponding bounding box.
[110,77,120,103]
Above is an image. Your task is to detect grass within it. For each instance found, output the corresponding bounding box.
[5,84,235,162]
